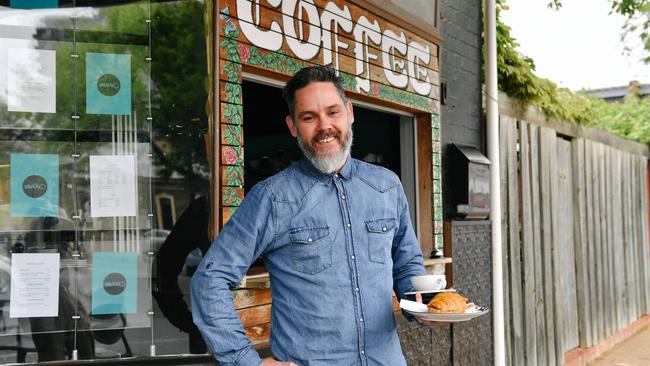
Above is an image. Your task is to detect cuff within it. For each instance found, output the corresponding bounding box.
[233,346,263,366]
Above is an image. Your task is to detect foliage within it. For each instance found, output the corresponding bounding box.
[587,96,650,145]
[496,0,591,121]
[98,1,211,191]
[497,0,650,146]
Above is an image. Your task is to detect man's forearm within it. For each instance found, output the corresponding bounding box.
[190,268,262,366]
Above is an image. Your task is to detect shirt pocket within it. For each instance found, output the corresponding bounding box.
[289,226,332,275]
[365,218,397,264]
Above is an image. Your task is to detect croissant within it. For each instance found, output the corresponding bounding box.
[427,292,469,313]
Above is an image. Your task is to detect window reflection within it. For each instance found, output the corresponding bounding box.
[0,0,210,362]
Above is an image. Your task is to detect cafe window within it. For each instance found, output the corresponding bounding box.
[0,0,211,362]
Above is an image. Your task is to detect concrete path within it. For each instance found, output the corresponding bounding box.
[588,326,650,366]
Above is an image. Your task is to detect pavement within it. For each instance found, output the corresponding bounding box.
[588,325,650,366]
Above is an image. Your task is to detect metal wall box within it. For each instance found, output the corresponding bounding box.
[449,144,491,220]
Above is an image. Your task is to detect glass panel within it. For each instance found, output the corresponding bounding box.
[0,0,210,362]
[148,0,209,356]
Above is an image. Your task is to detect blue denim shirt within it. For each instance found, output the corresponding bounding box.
[191,158,425,366]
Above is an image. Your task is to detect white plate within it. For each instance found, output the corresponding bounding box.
[404,306,490,322]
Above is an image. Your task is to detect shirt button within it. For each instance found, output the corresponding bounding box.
[361,351,365,355]
[359,317,363,322]
[341,195,346,200]
[351,255,355,260]
[355,287,359,292]
[382,226,387,232]
[347,223,351,228]
[307,238,312,242]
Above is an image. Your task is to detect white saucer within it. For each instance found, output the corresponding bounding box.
[403,288,456,296]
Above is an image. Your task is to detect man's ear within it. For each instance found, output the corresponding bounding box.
[285,115,298,137]
[346,101,354,124]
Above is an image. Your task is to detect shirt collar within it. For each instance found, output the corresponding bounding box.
[299,156,354,184]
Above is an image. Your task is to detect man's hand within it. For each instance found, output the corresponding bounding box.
[413,292,448,327]
[260,357,299,365]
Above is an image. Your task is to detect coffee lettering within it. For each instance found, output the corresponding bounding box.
[353,16,381,93]
[282,0,321,60]
[234,0,434,96]
[237,0,283,51]
[382,29,408,88]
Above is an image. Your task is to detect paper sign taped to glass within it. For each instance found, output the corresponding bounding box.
[10,153,59,217]
[92,252,138,315]
[86,52,131,115]
[89,155,137,217]
[7,48,56,113]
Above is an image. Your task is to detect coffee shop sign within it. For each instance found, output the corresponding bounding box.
[236,0,433,96]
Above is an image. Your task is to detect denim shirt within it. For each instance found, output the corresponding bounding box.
[191,158,425,366]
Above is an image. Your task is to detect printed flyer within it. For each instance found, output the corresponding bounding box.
[86,52,131,115]
[89,155,137,217]
[10,153,59,217]
[92,252,138,315]
[9,253,60,318]
[7,48,56,113]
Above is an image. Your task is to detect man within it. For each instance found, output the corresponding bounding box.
[191,66,428,366]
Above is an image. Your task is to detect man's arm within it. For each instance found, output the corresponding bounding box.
[190,184,275,366]
[391,183,426,300]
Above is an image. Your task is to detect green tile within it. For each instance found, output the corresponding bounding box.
[431,113,440,129]
[433,152,441,166]
[432,128,440,142]
[433,180,442,194]
[433,167,441,180]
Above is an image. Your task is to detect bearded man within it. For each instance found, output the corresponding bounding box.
[191,66,428,366]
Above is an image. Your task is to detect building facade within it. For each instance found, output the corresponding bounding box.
[0,0,489,364]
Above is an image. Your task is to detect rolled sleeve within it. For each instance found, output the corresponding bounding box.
[190,183,275,365]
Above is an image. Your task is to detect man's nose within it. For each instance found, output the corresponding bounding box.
[316,113,334,130]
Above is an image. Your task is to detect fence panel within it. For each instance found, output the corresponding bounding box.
[571,138,592,347]
[500,113,649,366]
[540,127,558,366]
[557,138,579,351]
[519,121,538,366]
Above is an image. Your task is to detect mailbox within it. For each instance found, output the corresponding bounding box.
[449,144,491,220]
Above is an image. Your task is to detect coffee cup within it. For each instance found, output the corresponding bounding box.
[410,274,447,292]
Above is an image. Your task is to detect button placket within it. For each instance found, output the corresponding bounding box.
[334,175,366,364]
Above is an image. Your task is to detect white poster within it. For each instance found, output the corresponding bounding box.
[7,48,56,113]
[10,253,60,318]
[90,155,137,217]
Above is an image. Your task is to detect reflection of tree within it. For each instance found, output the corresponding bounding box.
[149,1,209,193]
[96,1,210,192]
[2,0,210,194]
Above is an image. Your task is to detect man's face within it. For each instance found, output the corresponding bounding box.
[285,81,354,173]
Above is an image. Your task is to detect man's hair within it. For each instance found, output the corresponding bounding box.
[282,65,347,120]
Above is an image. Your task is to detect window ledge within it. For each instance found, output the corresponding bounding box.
[423,257,452,267]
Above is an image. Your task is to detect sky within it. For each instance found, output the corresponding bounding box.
[501,0,650,91]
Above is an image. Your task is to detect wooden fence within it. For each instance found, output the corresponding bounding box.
[498,113,650,366]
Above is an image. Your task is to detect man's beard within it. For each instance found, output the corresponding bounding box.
[296,123,353,174]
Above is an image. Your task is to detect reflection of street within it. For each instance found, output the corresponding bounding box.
[0,256,201,363]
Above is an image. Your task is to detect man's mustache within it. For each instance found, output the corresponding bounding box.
[312,130,341,142]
